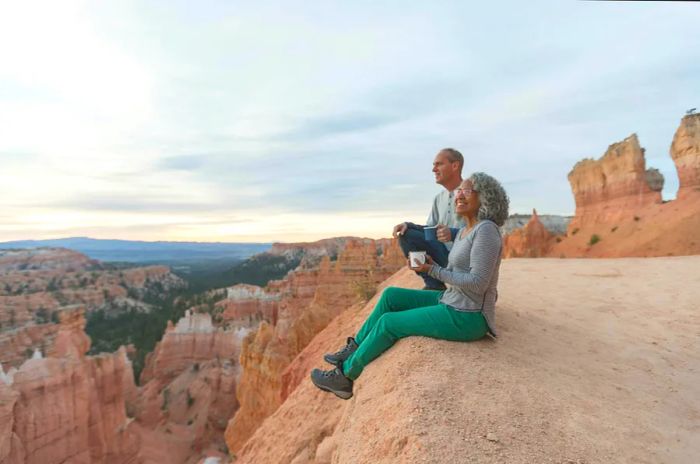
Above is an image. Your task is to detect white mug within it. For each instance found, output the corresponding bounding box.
[409,251,426,268]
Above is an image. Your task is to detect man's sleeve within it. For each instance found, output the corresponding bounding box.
[425,194,439,227]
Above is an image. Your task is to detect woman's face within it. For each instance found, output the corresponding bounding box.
[455,179,480,217]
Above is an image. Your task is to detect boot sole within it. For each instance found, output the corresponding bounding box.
[311,377,353,400]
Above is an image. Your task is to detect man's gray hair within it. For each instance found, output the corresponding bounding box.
[469,172,510,227]
[441,148,464,171]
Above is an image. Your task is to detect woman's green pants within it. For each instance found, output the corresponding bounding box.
[342,286,488,380]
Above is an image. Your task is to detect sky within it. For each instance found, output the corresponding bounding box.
[1,0,698,243]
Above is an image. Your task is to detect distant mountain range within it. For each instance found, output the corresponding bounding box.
[0,236,271,265]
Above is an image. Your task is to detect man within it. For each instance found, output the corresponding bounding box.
[392,148,465,290]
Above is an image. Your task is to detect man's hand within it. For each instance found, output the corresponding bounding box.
[407,254,434,273]
[393,222,408,238]
[436,224,452,243]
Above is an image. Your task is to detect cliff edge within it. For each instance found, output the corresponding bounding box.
[231,258,699,464]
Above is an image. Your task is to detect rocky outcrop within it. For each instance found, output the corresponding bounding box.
[0,305,90,370]
[502,214,571,236]
[134,310,243,460]
[548,119,700,258]
[503,210,558,258]
[139,311,246,386]
[217,284,280,327]
[1,345,140,464]
[224,238,404,453]
[670,113,700,199]
[567,134,663,231]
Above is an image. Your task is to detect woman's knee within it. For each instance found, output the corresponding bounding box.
[380,286,400,302]
[375,313,402,338]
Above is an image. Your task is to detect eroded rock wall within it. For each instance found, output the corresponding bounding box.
[567,134,662,231]
[224,239,404,453]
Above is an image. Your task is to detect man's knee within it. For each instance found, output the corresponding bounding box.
[398,227,426,255]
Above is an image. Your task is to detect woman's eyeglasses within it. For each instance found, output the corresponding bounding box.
[455,188,475,196]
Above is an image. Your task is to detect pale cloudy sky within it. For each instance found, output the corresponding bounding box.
[1,0,698,243]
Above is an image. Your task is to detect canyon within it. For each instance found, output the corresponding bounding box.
[1,238,404,463]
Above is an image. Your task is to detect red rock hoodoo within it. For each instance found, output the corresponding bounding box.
[503,209,558,258]
[670,113,700,199]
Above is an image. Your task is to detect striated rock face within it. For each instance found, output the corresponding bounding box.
[567,134,662,231]
[224,238,404,453]
[0,305,91,370]
[670,113,700,199]
[134,310,243,460]
[139,310,245,385]
[217,284,280,327]
[503,210,558,258]
[2,345,140,464]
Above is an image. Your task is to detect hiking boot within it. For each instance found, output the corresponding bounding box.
[310,367,353,400]
[323,337,358,368]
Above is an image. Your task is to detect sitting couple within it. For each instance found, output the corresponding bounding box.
[312,148,509,399]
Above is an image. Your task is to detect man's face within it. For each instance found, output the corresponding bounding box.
[432,151,459,186]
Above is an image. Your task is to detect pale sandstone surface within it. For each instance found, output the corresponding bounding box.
[670,113,700,199]
[224,239,404,452]
[235,258,699,464]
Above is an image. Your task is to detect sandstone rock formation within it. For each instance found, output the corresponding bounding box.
[0,319,141,464]
[670,113,700,199]
[548,118,700,258]
[134,310,244,461]
[503,209,558,258]
[502,213,571,235]
[566,133,663,230]
[224,238,404,453]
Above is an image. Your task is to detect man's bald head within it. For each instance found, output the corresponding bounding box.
[439,148,464,173]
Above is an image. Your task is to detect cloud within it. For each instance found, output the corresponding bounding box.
[1,1,699,240]
[158,155,207,171]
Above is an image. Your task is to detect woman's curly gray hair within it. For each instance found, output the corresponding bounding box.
[469,172,510,227]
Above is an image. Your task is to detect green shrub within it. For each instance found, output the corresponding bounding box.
[589,234,601,246]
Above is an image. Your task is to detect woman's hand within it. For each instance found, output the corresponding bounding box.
[407,254,434,273]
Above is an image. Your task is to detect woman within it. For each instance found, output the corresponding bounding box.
[311,172,509,399]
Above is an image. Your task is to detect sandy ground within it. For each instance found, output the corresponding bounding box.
[235,256,700,464]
